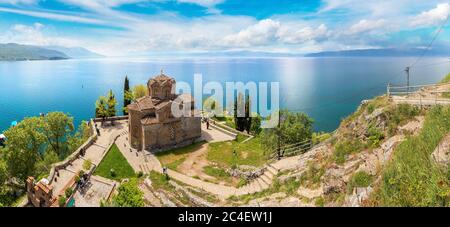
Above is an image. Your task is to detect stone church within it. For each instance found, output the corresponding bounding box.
[128,72,201,152]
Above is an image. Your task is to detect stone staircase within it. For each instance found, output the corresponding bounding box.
[235,164,279,196]
[139,163,153,174]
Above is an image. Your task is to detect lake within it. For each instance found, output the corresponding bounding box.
[1,57,449,132]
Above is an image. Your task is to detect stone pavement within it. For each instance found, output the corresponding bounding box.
[72,176,116,207]
[49,121,126,197]
[200,123,235,142]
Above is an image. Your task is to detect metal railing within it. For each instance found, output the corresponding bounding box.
[268,134,330,160]
[387,82,450,97]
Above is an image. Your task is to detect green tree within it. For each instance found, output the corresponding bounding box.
[95,90,117,125]
[245,94,252,134]
[234,93,247,131]
[107,90,117,118]
[203,97,221,118]
[0,159,16,207]
[261,109,314,155]
[3,117,46,184]
[42,112,75,158]
[112,179,144,207]
[95,95,108,121]
[35,151,59,176]
[67,121,91,154]
[250,113,262,135]
[123,76,131,115]
[125,84,148,104]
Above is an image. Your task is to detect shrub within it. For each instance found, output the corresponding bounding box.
[112,179,144,207]
[367,103,375,114]
[315,197,325,207]
[441,73,450,83]
[83,159,92,171]
[367,125,384,148]
[386,104,420,136]
[137,171,144,178]
[58,196,67,207]
[347,171,373,193]
[250,114,262,135]
[333,139,364,164]
[312,132,331,145]
[299,162,325,188]
[74,175,80,184]
[110,169,116,177]
[65,187,74,198]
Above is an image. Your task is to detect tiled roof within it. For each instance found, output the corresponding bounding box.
[135,96,155,111]
[155,100,172,110]
[141,117,159,125]
[149,73,175,86]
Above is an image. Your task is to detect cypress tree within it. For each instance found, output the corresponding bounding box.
[245,94,252,134]
[123,76,130,115]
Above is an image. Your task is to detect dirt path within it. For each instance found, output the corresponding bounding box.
[177,143,216,181]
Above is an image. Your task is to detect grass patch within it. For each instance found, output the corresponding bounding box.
[228,177,301,204]
[342,96,388,126]
[203,165,230,178]
[315,197,325,207]
[347,171,373,193]
[149,171,173,191]
[367,96,389,114]
[186,187,220,204]
[299,162,325,188]
[94,144,135,181]
[333,138,365,165]
[376,106,450,207]
[156,142,205,170]
[213,115,236,129]
[237,177,248,188]
[441,73,450,83]
[443,92,450,99]
[385,104,421,136]
[208,136,266,168]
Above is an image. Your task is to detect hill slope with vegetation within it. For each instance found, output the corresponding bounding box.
[0,43,69,61]
[224,74,450,207]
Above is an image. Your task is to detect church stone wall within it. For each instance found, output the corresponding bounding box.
[182,116,202,141]
[129,109,144,149]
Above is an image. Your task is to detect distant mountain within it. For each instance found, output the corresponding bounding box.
[139,50,303,58]
[45,46,103,58]
[0,43,69,61]
[305,48,450,57]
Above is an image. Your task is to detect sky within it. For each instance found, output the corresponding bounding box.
[0,0,449,56]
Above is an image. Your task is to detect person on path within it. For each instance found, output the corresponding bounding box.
[163,166,169,180]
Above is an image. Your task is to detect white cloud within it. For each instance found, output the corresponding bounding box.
[0,0,37,4]
[279,24,330,44]
[347,19,388,35]
[411,3,450,27]
[1,0,449,55]
[58,0,147,11]
[177,0,224,8]
[0,23,82,47]
[0,7,106,25]
[222,19,280,47]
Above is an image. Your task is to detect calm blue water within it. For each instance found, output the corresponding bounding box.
[1,57,449,132]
